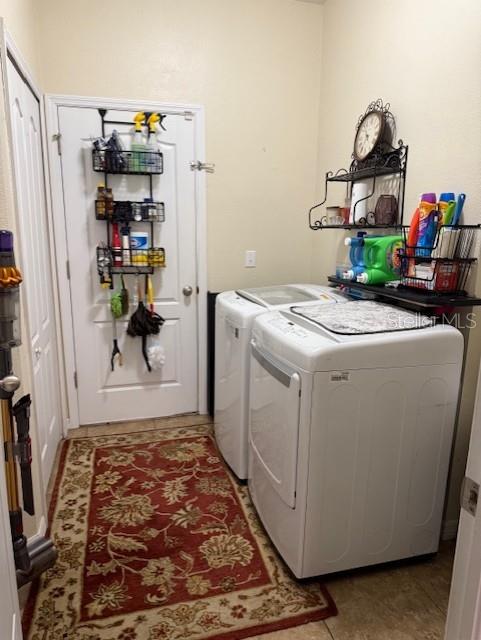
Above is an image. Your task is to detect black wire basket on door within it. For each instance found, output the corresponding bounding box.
[95,200,165,223]
[96,245,166,276]
[92,149,164,175]
[399,225,479,294]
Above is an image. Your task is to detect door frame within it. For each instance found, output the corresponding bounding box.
[45,94,208,428]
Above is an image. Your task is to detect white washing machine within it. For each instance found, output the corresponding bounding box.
[248,300,463,578]
[214,284,347,479]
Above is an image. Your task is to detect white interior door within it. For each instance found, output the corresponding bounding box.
[7,58,63,487]
[57,105,198,425]
[445,362,481,640]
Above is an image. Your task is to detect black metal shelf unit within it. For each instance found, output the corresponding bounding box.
[327,224,481,310]
[328,275,481,310]
[95,109,166,282]
[309,143,408,230]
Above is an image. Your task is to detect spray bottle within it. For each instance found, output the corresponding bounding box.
[144,113,161,172]
[131,112,146,172]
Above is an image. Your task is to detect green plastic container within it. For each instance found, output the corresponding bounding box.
[357,235,404,285]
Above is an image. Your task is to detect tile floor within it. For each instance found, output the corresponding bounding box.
[42,415,454,640]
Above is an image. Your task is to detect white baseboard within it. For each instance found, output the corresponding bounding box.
[442,518,459,541]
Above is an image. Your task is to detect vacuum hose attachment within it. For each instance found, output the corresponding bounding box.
[16,536,58,588]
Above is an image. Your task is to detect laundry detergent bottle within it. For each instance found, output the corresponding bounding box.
[417,198,438,257]
[343,232,378,280]
[356,235,404,285]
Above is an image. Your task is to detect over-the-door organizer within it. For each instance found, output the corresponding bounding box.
[94,109,166,283]
[93,109,167,373]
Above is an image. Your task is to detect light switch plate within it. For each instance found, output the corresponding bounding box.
[245,250,256,268]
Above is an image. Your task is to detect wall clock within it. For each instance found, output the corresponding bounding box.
[354,110,384,161]
[352,99,395,164]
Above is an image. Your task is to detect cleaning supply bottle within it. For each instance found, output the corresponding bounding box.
[131,112,146,172]
[121,225,131,266]
[442,200,457,226]
[343,232,371,280]
[356,235,403,285]
[417,196,438,257]
[438,192,455,226]
[144,113,160,173]
[111,223,122,267]
[96,183,107,219]
[105,187,114,219]
[451,193,466,226]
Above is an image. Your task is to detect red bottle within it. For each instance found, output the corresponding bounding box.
[112,223,122,267]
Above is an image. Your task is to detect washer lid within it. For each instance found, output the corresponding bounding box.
[237,285,320,307]
[291,300,433,335]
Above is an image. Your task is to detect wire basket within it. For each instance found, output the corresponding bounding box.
[399,225,478,294]
[96,245,166,276]
[95,200,165,223]
[92,149,164,175]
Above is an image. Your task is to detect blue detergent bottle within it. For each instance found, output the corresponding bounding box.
[343,232,379,280]
[343,232,367,280]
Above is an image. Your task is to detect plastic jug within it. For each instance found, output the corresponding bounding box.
[357,235,404,285]
[343,232,377,280]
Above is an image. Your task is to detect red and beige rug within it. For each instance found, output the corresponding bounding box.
[23,424,336,640]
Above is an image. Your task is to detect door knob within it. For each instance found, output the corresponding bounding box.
[34,347,42,359]
[183,285,193,297]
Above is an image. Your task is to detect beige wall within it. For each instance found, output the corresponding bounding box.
[35,0,323,292]
[0,0,39,77]
[312,0,481,524]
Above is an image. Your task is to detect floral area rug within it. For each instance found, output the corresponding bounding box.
[23,425,336,640]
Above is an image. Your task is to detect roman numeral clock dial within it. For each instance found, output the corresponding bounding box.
[354,110,384,162]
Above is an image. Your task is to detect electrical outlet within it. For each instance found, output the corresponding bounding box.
[245,250,256,268]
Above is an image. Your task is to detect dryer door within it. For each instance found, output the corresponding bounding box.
[249,341,301,508]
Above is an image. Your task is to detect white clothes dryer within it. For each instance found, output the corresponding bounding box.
[248,300,463,578]
[214,284,347,479]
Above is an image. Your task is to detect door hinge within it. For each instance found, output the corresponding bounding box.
[196,285,199,294]
[53,132,62,155]
[73,371,78,389]
[66,260,70,280]
[461,476,479,516]
[190,161,215,174]
[184,110,194,121]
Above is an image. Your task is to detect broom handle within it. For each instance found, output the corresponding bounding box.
[2,398,19,511]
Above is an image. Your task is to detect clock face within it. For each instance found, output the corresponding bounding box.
[354,111,384,161]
